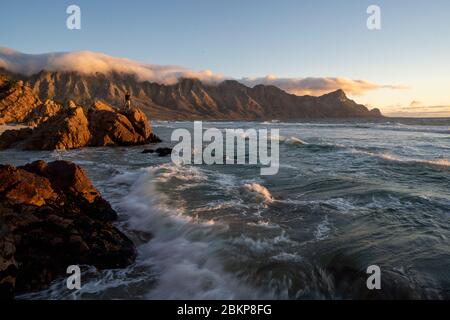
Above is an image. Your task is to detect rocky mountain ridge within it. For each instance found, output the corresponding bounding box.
[1,69,383,120]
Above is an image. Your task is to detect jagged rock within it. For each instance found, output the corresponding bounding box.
[88,107,155,146]
[22,106,91,150]
[0,79,41,125]
[0,161,136,298]
[23,100,64,126]
[91,100,115,112]
[0,77,62,126]
[21,160,117,221]
[0,101,161,150]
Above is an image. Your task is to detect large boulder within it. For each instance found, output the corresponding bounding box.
[0,101,161,150]
[22,105,91,150]
[88,107,157,146]
[0,161,136,299]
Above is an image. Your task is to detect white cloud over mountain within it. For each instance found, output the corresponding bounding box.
[241,75,407,96]
[0,47,405,96]
[0,47,223,84]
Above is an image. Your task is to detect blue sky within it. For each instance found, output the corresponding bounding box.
[1,0,450,116]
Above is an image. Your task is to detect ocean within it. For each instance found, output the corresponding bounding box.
[2,118,449,299]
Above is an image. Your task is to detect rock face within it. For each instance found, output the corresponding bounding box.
[0,76,63,126]
[0,100,160,150]
[2,69,384,120]
[88,102,157,147]
[22,104,91,150]
[0,161,136,299]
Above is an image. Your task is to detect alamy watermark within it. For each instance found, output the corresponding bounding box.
[171,121,280,176]
[65,4,380,31]
[66,5,81,30]
[66,265,81,290]
[366,265,381,290]
[367,5,381,30]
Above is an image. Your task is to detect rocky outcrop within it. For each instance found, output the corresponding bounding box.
[0,77,63,126]
[0,161,136,299]
[0,101,160,150]
[22,104,91,150]
[22,99,64,126]
[88,103,158,147]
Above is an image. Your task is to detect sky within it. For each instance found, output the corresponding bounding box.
[1,0,450,117]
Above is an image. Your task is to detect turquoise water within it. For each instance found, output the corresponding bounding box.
[2,118,449,299]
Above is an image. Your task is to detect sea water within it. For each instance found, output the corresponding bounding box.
[2,118,449,299]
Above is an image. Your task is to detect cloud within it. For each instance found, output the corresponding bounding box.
[0,47,224,85]
[0,47,407,96]
[403,105,450,111]
[241,75,407,96]
[384,103,450,117]
[409,100,422,107]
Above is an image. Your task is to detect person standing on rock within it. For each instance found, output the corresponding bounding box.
[124,91,132,110]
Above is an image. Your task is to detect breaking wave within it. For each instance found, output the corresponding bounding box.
[351,149,450,168]
[114,165,272,299]
[243,183,274,203]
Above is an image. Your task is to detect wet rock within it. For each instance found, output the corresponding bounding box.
[0,160,136,298]
[155,147,173,157]
[142,147,172,157]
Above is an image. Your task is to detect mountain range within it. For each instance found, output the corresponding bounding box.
[0,68,382,120]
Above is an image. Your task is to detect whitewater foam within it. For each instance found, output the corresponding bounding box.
[244,183,274,203]
[352,149,450,168]
[314,216,331,241]
[270,253,303,263]
[272,135,308,145]
[230,232,297,255]
[247,220,280,229]
[115,165,271,299]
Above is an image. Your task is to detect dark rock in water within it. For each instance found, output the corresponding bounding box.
[155,147,173,157]
[142,147,172,157]
[0,160,136,299]
[150,134,162,143]
[0,100,161,150]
